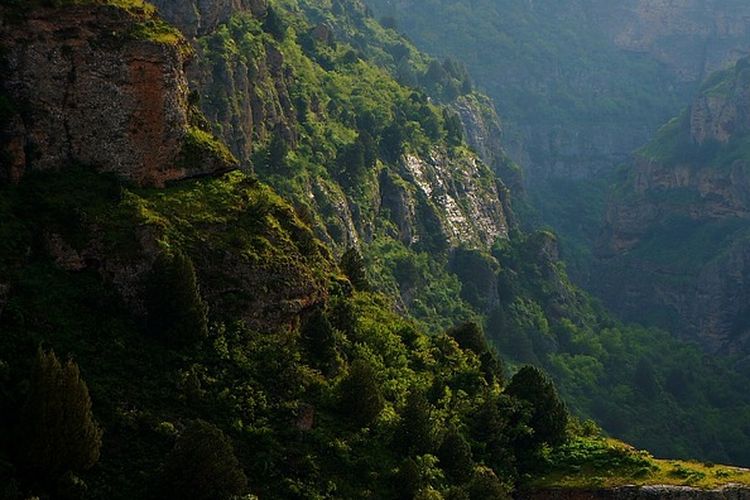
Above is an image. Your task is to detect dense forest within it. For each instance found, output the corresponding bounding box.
[2,0,750,499]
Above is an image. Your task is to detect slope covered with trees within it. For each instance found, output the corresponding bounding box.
[3,1,750,499]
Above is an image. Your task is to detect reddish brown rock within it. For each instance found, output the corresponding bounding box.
[0,4,237,186]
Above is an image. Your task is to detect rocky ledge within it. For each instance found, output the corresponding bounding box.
[523,485,750,499]
[0,3,237,186]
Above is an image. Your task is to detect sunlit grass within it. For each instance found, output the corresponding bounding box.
[531,436,750,491]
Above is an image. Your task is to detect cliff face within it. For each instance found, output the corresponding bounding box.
[0,4,237,187]
[602,0,750,82]
[597,58,750,352]
[150,0,267,38]
[0,3,329,333]
[149,0,512,254]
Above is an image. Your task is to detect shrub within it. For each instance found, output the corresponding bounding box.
[144,251,209,347]
[505,365,568,447]
[467,468,511,500]
[20,349,102,480]
[340,247,370,292]
[338,360,384,428]
[437,429,474,483]
[160,420,248,500]
[397,389,436,455]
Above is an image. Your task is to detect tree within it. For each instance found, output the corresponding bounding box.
[338,360,384,428]
[20,349,102,480]
[267,129,289,171]
[470,394,528,477]
[397,389,435,455]
[467,468,511,500]
[395,458,422,500]
[145,251,209,346]
[301,307,339,374]
[505,366,568,447]
[161,420,248,500]
[448,322,504,385]
[447,322,487,355]
[335,140,366,187]
[340,247,370,291]
[437,429,474,483]
[263,6,286,40]
[443,110,463,146]
[379,122,404,163]
[634,358,659,399]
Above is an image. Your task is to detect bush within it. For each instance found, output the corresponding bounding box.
[396,389,436,455]
[340,247,370,292]
[338,360,384,428]
[144,251,209,347]
[160,420,248,500]
[437,429,474,483]
[467,468,511,500]
[20,349,102,480]
[505,365,568,448]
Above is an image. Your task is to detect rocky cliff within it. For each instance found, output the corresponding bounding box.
[601,0,750,82]
[150,0,267,38]
[154,0,512,254]
[597,57,750,352]
[0,3,237,187]
[524,485,750,500]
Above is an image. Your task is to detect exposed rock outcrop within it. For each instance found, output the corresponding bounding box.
[596,57,750,352]
[523,485,750,500]
[0,4,237,186]
[399,149,509,247]
[453,93,523,194]
[603,0,750,82]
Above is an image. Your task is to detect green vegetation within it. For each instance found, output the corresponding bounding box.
[19,349,102,483]
[159,420,248,500]
[178,126,237,171]
[5,0,750,497]
[533,433,750,491]
[144,251,209,347]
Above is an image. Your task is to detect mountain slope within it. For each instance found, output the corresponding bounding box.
[362,0,750,283]
[4,1,750,499]
[598,57,750,353]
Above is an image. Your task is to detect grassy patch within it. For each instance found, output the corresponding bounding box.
[178,127,238,170]
[531,436,750,490]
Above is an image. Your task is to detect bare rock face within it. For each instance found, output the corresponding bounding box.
[0,4,237,186]
[605,0,750,82]
[188,38,298,167]
[149,0,267,38]
[399,149,509,248]
[596,58,750,351]
[453,93,523,194]
[523,485,750,500]
[690,61,750,145]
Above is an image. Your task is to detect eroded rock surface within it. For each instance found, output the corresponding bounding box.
[0,4,236,186]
